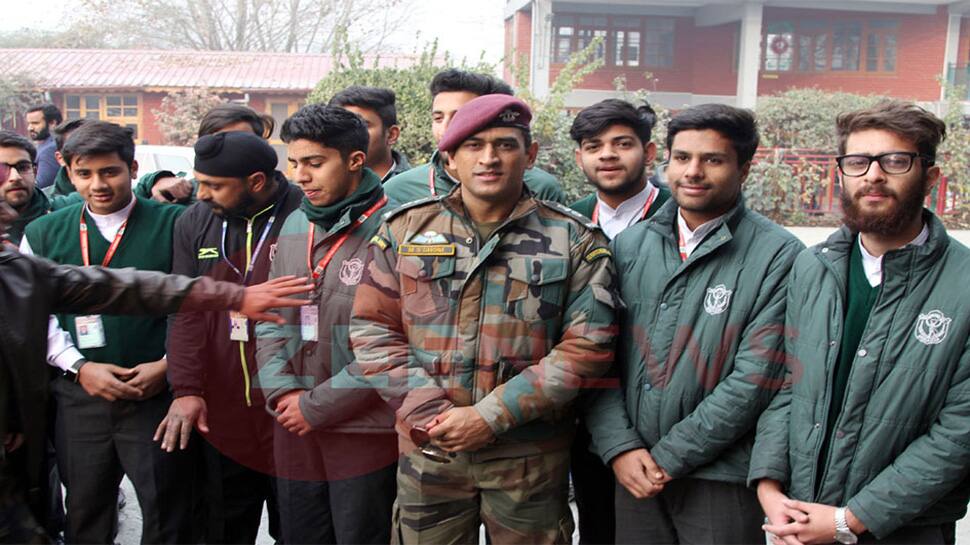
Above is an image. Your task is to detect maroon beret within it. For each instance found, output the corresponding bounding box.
[438,94,533,153]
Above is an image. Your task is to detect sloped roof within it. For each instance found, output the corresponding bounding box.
[0,48,417,92]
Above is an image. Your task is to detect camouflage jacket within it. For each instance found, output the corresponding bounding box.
[350,186,620,459]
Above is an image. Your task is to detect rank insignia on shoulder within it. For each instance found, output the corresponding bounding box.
[585,247,612,263]
[398,243,456,256]
[370,235,390,250]
[197,247,219,259]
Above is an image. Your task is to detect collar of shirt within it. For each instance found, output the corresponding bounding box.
[380,160,398,183]
[858,222,930,287]
[595,183,658,240]
[676,208,725,259]
[84,194,136,240]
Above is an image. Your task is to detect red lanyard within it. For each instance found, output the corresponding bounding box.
[428,166,437,197]
[592,187,658,225]
[79,204,134,267]
[306,196,387,279]
[678,226,688,262]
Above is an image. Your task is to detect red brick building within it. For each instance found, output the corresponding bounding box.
[0,48,416,150]
[504,0,970,109]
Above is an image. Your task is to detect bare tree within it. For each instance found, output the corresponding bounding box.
[76,0,411,53]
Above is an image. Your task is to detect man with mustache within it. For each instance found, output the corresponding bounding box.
[153,130,302,544]
[0,131,48,247]
[21,121,196,544]
[351,94,619,544]
[586,104,803,544]
[755,101,970,545]
[25,104,62,190]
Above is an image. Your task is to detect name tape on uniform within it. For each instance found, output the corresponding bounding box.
[398,243,456,257]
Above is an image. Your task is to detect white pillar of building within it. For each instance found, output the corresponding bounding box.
[735,2,764,109]
[530,0,552,99]
[941,12,963,100]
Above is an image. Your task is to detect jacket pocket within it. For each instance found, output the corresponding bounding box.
[505,257,568,323]
[396,254,456,318]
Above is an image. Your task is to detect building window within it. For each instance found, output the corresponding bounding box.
[64,94,141,139]
[763,19,894,74]
[553,15,576,63]
[866,20,898,72]
[550,14,675,68]
[764,22,794,71]
[644,19,675,68]
[831,22,862,71]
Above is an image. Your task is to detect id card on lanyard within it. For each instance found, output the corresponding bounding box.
[222,202,279,340]
[303,196,388,341]
[75,204,134,349]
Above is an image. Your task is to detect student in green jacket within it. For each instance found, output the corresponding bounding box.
[585,104,804,544]
[565,98,671,545]
[569,99,671,239]
[756,102,970,545]
[329,85,411,182]
[382,68,566,206]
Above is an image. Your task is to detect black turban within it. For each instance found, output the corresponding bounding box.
[194,131,278,178]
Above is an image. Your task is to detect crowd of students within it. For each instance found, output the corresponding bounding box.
[0,67,967,545]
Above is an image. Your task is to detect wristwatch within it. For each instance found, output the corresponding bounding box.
[835,507,858,544]
[64,358,88,383]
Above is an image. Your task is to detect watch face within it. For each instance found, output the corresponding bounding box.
[835,529,858,545]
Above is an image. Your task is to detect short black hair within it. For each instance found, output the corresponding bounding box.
[429,68,513,98]
[666,104,760,166]
[53,118,90,151]
[62,121,136,168]
[0,130,36,162]
[570,99,657,145]
[280,104,368,159]
[329,86,398,130]
[26,104,63,125]
[198,103,275,139]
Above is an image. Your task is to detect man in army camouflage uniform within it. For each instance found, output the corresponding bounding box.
[350,94,619,545]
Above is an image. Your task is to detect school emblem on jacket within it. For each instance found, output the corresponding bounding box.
[269,243,278,263]
[914,309,951,345]
[704,284,732,315]
[339,258,364,286]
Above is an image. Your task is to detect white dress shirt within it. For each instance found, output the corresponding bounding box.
[20,196,136,371]
[676,209,726,260]
[595,183,660,240]
[858,223,929,287]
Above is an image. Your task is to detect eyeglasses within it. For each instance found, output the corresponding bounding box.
[835,152,932,177]
[0,161,35,180]
[0,161,34,180]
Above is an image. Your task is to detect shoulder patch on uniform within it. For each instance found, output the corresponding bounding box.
[369,235,390,250]
[585,247,612,263]
[381,196,441,222]
[538,199,600,231]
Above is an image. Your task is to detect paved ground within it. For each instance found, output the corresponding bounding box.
[115,226,970,544]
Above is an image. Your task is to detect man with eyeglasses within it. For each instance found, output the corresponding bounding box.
[754,101,970,545]
[0,131,47,247]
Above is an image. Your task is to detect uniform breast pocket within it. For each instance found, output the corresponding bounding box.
[505,257,569,323]
[396,254,457,318]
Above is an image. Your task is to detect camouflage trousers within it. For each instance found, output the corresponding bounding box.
[393,447,573,545]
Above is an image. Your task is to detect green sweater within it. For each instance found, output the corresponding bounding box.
[24,197,184,367]
[383,150,566,207]
[818,237,879,474]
